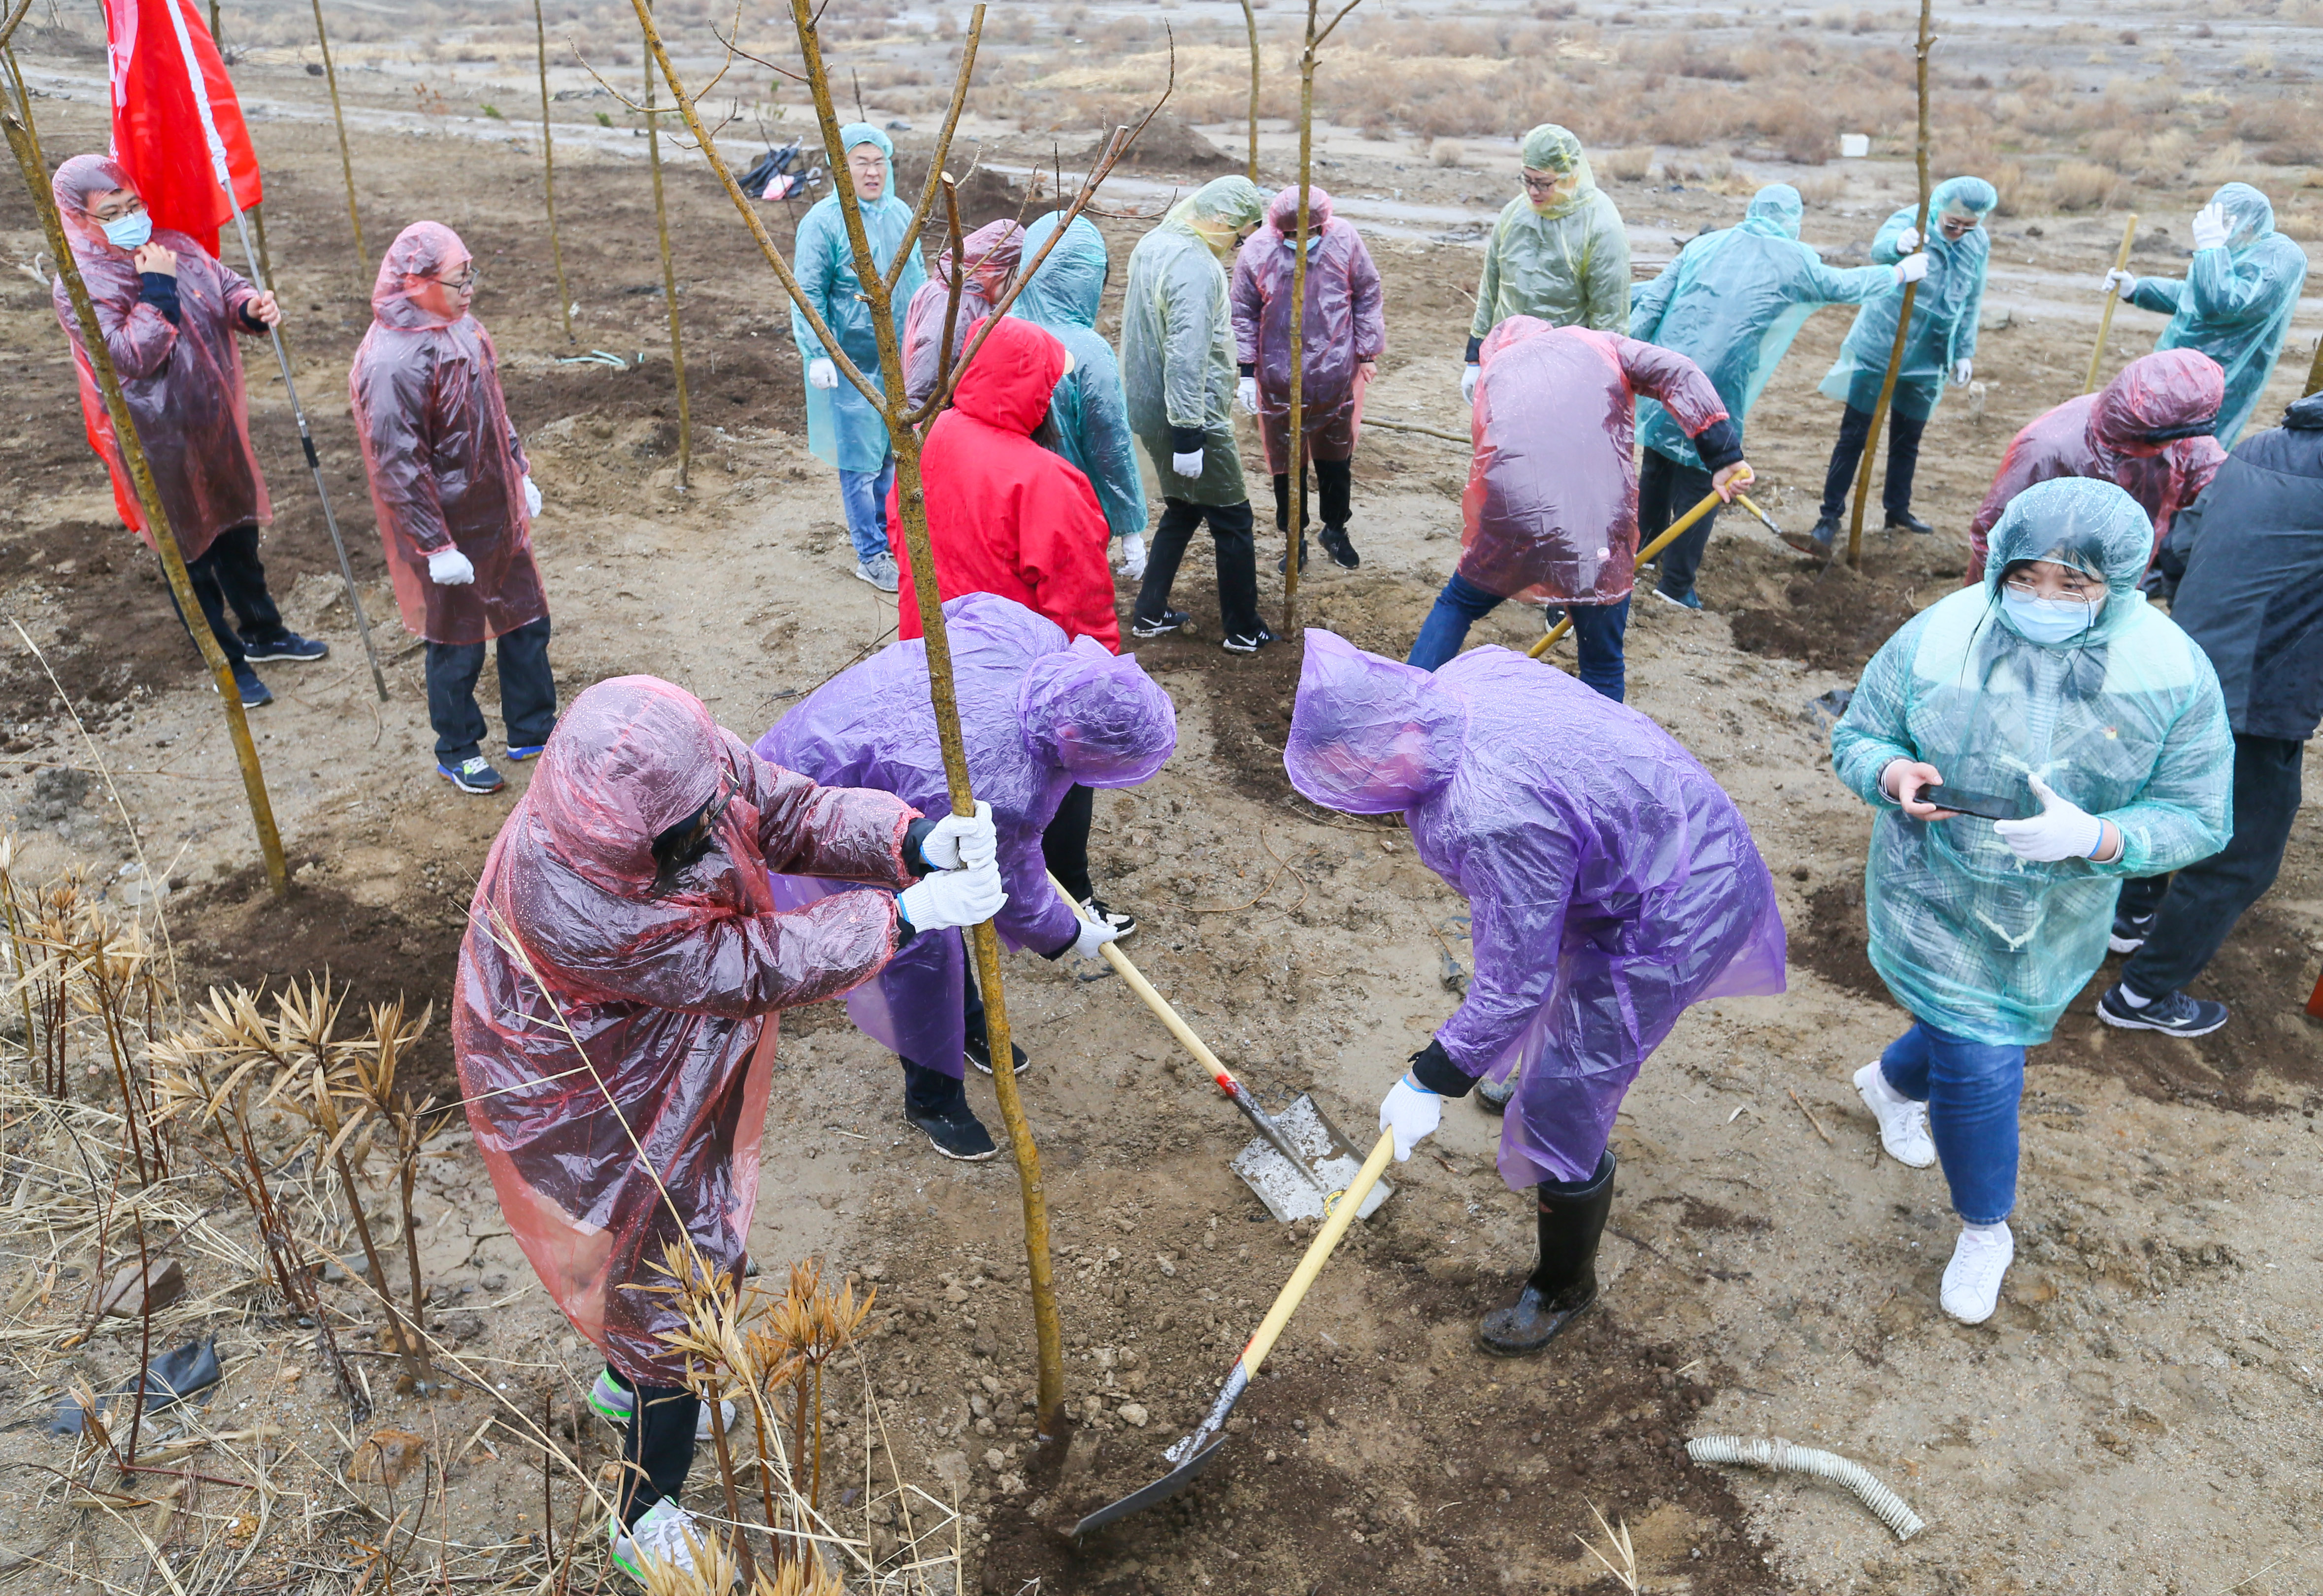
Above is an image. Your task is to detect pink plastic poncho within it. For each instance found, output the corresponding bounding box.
[454,677,917,1380]
[757,593,1176,1077]
[901,220,1026,410]
[349,222,547,646]
[49,154,270,562]
[1964,348,2228,584]
[1286,631,1786,1189]
[1229,186,1385,472]
[1460,318,1728,606]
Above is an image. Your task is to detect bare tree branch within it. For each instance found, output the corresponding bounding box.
[884,12,986,297]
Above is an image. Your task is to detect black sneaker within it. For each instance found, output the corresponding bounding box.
[1080,896,1135,939]
[1130,610,1190,639]
[1274,538,1309,574]
[1320,525,1359,569]
[905,1099,999,1161]
[1884,510,1934,535]
[1785,515,1840,555]
[1222,623,1276,654]
[1475,1074,1514,1115]
[2096,982,2228,1037]
[2108,910,2156,955]
[240,631,330,663]
[963,1028,1032,1078]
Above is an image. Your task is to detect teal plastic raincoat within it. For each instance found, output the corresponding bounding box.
[1469,126,1630,340]
[2126,183,2309,448]
[1011,211,1147,544]
[1631,184,1897,470]
[789,124,928,473]
[1818,176,1994,424]
[1120,175,1266,507]
[1830,477,2232,1045]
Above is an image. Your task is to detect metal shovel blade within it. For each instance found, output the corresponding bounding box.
[1067,1430,1230,1540]
[1228,1094,1393,1225]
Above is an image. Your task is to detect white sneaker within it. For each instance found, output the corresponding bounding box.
[587,1371,737,1442]
[1940,1221,2014,1325]
[609,1498,713,1584]
[1853,1061,1935,1168]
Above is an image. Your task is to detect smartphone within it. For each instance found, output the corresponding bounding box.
[1919,783,2027,822]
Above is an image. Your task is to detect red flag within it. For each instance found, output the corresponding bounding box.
[102,0,262,257]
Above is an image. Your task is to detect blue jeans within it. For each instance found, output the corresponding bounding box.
[1407,570,1630,701]
[839,456,897,563]
[1878,1020,2024,1226]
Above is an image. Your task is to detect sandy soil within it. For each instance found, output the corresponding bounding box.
[1,16,2321,1596]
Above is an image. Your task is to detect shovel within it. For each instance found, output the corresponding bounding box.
[1527,481,1775,659]
[1070,1129,1397,1538]
[1049,875,1389,1225]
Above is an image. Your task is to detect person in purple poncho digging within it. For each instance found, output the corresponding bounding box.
[1285,631,1788,1354]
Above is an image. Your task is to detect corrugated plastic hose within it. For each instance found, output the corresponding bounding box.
[1685,1435,1925,1542]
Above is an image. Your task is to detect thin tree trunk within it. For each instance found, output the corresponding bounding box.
[642,9,691,491]
[307,0,367,284]
[535,0,573,342]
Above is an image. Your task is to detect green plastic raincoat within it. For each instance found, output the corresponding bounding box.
[1817,175,1994,424]
[1830,477,2232,1045]
[2126,183,2309,447]
[1469,126,1630,340]
[789,124,928,473]
[1120,176,1266,506]
[1011,211,1147,544]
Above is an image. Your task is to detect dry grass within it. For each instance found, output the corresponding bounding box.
[1600,144,1655,181]
[2052,160,2124,212]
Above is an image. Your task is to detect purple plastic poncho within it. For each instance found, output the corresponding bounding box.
[757,593,1176,1077]
[901,219,1026,410]
[1286,631,1786,1189]
[1229,186,1385,472]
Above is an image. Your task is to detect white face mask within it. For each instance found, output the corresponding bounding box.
[2001,587,2105,645]
[102,211,153,250]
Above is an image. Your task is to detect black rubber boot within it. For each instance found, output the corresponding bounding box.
[1478,1150,1615,1356]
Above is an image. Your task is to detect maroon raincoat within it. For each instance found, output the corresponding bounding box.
[49,154,270,561]
[1230,185,1385,473]
[1460,319,1729,605]
[349,222,547,645]
[1965,349,2228,584]
[901,219,1025,410]
[454,677,917,1380]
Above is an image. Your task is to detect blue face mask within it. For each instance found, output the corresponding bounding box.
[2001,588,2104,645]
[102,211,152,250]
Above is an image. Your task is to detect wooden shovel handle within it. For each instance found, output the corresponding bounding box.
[1238,1130,1398,1374]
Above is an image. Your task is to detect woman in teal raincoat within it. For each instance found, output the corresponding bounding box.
[1830,477,2230,1326]
[1461,125,1630,403]
[1809,175,1995,547]
[790,124,927,592]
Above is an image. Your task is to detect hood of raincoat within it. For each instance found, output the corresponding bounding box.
[2089,349,2224,457]
[1020,632,1178,786]
[1981,476,2155,639]
[1519,125,1596,220]
[1283,630,1464,813]
[2210,181,2275,252]
[932,218,1024,298]
[1014,212,1107,329]
[526,677,726,894]
[370,221,474,332]
[1932,173,1998,226]
[1162,175,1266,254]
[950,315,1068,435]
[52,154,136,260]
[1741,183,1803,240]
[1265,184,1334,233]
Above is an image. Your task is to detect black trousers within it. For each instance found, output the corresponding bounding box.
[1271,458,1353,532]
[164,523,285,675]
[2119,734,2306,996]
[1637,449,1720,601]
[424,616,557,764]
[1819,403,1928,522]
[604,1366,699,1529]
[1134,498,1261,639]
[1043,782,1095,904]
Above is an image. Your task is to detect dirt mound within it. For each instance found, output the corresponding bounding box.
[1091,112,1237,176]
[1729,564,1922,674]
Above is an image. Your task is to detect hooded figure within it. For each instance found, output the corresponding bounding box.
[791,123,929,587]
[1810,175,1997,543]
[759,595,1177,1159]
[901,218,1025,410]
[1831,478,2230,1324]
[1462,126,1629,395]
[1965,349,2227,582]
[1120,174,1273,649]
[1009,212,1148,560]
[1230,185,1386,570]
[2121,184,2309,448]
[889,315,1119,653]
[1288,630,1785,1354]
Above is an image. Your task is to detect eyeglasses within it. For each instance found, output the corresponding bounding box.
[431,269,479,292]
[89,196,146,223]
[2002,576,2103,605]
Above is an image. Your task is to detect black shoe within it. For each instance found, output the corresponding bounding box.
[239,631,330,663]
[901,1061,1001,1160]
[1478,1151,1614,1357]
[1130,610,1189,639]
[1080,896,1136,939]
[2108,911,2156,955]
[962,1027,1032,1079]
[2095,983,2228,1037]
[1884,510,1934,535]
[1320,524,1359,569]
[1274,538,1309,575]
[1475,1074,1514,1115]
[1785,515,1840,555]
[1222,622,1276,654]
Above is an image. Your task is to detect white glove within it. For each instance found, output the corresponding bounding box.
[2190,202,2230,252]
[426,547,476,585]
[1951,358,1973,386]
[897,860,1006,932]
[2103,267,2136,298]
[919,800,996,871]
[1118,532,1148,580]
[807,357,838,390]
[1460,363,1480,404]
[523,474,542,518]
[1064,907,1122,963]
[1894,226,1923,253]
[1378,1074,1441,1163]
[1236,375,1259,415]
[1892,252,1929,285]
[1170,449,1204,477]
[1992,774,2105,863]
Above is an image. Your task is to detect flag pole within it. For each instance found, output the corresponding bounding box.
[157,0,388,701]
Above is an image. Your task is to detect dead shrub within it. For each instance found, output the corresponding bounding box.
[1600,145,1655,180]
[2051,160,2123,212]
[1988,162,2046,217]
[1430,138,1465,168]
[1792,170,1846,205]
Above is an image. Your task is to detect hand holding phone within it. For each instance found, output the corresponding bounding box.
[1883,760,1959,820]
[1920,783,2030,823]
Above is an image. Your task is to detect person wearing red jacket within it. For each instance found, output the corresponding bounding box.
[1964,349,2227,585]
[890,313,1137,934]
